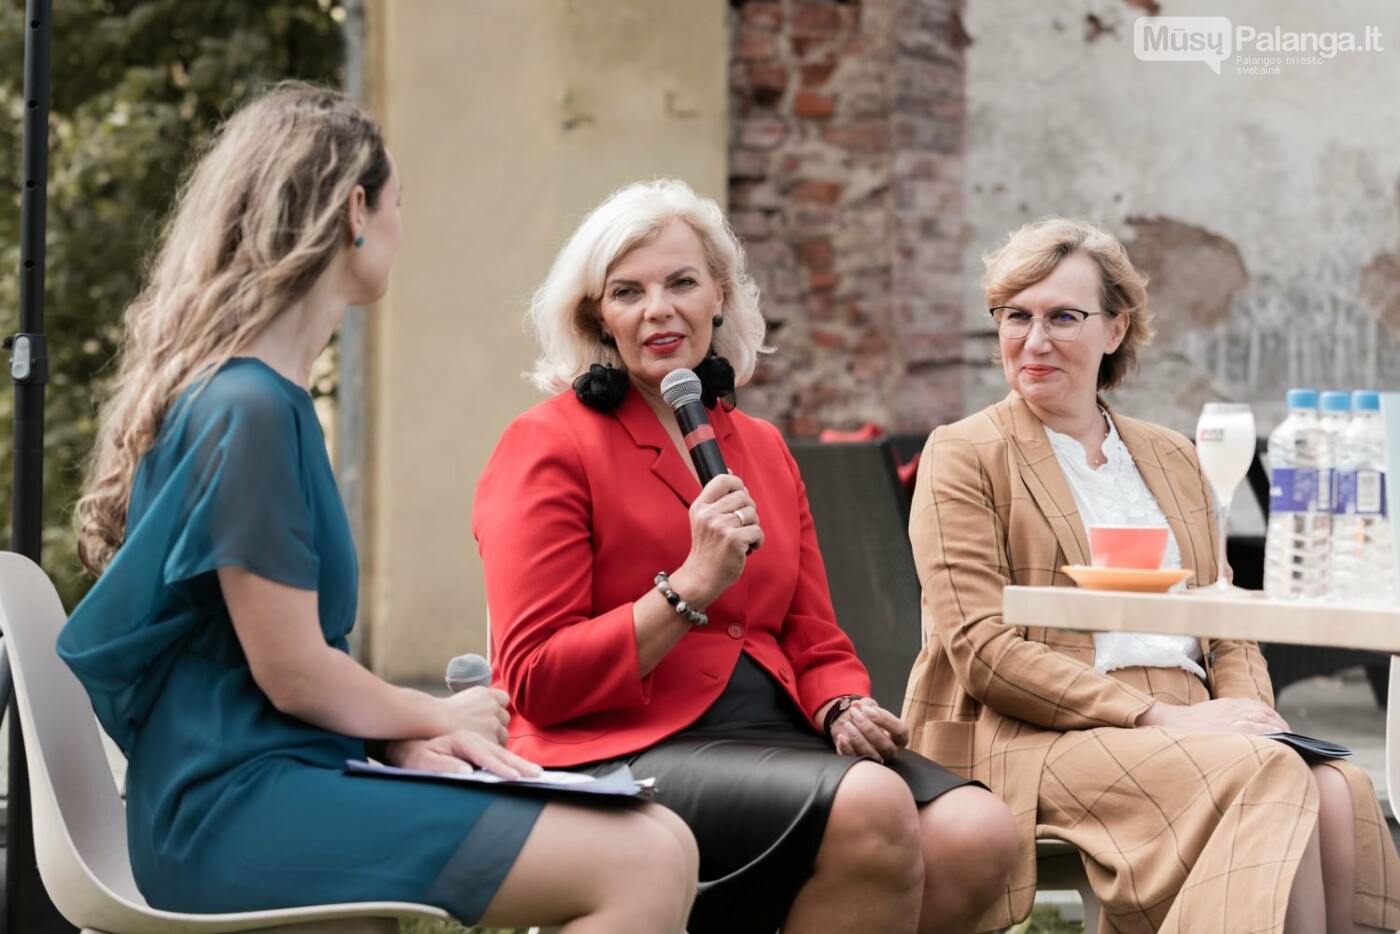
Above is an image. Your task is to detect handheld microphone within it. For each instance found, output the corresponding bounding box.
[662,368,756,554]
[660,368,727,484]
[445,653,493,694]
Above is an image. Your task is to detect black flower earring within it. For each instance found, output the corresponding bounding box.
[574,332,629,412]
[694,350,736,409]
[573,361,630,412]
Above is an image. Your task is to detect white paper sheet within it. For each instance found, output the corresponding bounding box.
[345,759,654,798]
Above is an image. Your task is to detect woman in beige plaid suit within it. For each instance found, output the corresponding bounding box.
[903,217,1400,934]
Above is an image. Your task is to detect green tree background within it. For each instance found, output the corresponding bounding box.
[0,0,346,608]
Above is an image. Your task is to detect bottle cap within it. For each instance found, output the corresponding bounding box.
[1320,391,1350,413]
[1352,390,1381,412]
[1286,388,1318,409]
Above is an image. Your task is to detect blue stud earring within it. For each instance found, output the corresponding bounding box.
[354,235,365,249]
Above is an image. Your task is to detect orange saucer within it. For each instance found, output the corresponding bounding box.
[1061,566,1194,593]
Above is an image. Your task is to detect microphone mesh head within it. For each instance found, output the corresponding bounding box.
[445,653,492,688]
[660,368,703,409]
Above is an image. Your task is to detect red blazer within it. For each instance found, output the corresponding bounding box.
[473,389,871,767]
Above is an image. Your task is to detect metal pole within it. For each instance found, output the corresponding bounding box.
[338,0,369,662]
[4,0,72,929]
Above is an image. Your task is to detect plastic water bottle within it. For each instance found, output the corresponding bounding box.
[1332,390,1394,604]
[1264,388,1331,599]
[1319,391,1350,540]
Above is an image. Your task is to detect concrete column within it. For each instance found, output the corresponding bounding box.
[366,0,729,679]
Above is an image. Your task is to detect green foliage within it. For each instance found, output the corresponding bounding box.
[0,0,345,607]
[1003,904,1086,934]
[398,922,494,934]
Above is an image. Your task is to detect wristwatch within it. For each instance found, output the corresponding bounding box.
[822,694,865,741]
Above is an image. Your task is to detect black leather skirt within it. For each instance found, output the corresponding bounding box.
[579,655,975,934]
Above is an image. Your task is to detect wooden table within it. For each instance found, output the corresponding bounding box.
[1002,585,1400,806]
[1002,586,1400,653]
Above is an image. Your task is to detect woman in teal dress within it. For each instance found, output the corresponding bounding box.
[57,83,697,933]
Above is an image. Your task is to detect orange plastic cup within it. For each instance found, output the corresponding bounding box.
[1088,525,1168,569]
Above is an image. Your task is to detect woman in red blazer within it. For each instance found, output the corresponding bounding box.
[474,179,1016,934]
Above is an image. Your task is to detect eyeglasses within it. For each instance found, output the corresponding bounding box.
[989,306,1110,341]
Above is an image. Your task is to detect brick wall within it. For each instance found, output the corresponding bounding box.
[729,0,967,436]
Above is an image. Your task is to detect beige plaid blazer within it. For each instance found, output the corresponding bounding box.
[902,393,1273,929]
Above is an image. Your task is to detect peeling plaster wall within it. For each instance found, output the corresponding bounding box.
[963,0,1400,434]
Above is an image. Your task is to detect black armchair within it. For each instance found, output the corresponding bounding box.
[787,439,922,711]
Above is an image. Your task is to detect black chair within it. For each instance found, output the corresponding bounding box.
[888,432,931,467]
[1230,438,1388,705]
[787,439,922,711]
[790,436,1104,929]
[1224,438,1269,590]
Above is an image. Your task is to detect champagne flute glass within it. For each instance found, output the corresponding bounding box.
[1195,402,1257,592]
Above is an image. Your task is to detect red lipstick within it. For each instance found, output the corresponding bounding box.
[643,332,685,355]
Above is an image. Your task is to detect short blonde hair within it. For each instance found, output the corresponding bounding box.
[528,178,769,393]
[982,217,1153,391]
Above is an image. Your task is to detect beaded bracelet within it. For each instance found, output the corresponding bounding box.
[653,571,709,626]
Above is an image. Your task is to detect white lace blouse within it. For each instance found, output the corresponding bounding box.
[1043,413,1205,678]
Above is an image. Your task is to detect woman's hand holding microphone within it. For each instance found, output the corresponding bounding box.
[664,473,765,611]
[387,686,540,780]
[441,685,511,745]
[634,473,764,674]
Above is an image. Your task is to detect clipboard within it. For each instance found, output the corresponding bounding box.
[346,759,656,798]
[1263,732,1352,761]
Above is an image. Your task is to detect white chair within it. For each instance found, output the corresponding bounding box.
[0,551,454,933]
[1387,657,1400,816]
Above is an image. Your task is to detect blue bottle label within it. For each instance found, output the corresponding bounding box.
[1335,469,1388,517]
[1334,469,1354,515]
[1270,467,1322,514]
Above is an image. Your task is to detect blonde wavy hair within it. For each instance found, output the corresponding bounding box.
[76,83,390,574]
[528,178,770,393]
[982,217,1154,391]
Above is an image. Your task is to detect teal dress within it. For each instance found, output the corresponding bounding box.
[58,358,541,921]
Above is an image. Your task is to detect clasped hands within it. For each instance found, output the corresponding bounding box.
[1136,696,1290,734]
[386,686,541,780]
[828,697,910,763]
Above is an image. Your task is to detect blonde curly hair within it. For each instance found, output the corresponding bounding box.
[76,83,389,574]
